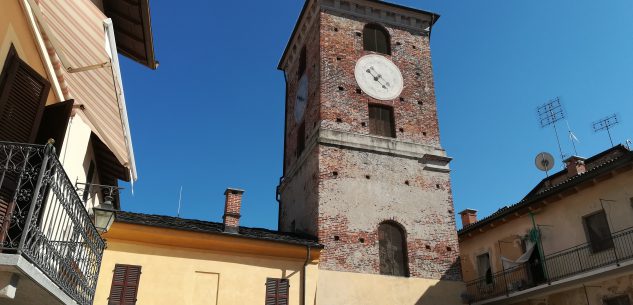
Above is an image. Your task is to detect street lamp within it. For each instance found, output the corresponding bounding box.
[93,196,116,233]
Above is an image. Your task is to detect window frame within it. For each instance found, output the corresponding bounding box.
[604,295,631,305]
[363,23,391,55]
[476,252,493,284]
[582,209,614,253]
[265,278,289,305]
[108,264,142,305]
[378,221,409,277]
[297,47,307,80]
[296,121,306,158]
[368,104,396,138]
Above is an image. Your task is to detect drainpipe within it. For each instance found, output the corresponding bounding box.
[302,245,311,305]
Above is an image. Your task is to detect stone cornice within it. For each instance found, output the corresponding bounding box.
[279,127,451,191]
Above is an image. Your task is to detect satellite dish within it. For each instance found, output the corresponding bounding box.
[535,152,555,172]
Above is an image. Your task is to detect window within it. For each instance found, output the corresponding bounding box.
[368,104,395,138]
[296,121,305,157]
[477,253,492,284]
[363,24,391,55]
[605,295,631,305]
[583,210,614,253]
[265,278,289,305]
[378,222,408,277]
[298,47,306,79]
[108,264,142,305]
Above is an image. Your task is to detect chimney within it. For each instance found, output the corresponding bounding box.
[223,188,244,233]
[459,209,478,227]
[564,156,586,176]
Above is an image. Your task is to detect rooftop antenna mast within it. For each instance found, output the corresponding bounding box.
[566,120,579,156]
[177,186,183,218]
[537,97,566,161]
[592,114,619,147]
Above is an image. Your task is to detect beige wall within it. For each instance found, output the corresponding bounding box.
[459,168,633,283]
[315,269,464,305]
[94,228,318,305]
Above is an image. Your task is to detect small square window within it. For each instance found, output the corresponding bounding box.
[604,295,631,305]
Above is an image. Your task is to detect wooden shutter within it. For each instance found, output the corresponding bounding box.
[368,105,395,138]
[109,264,142,305]
[265,278,289,305]
[0,46,50,144]
[378,222,408,277]
[363,24,391,55]
[584,211,614,252]
[35,99,74,152]
[298,47,307,79]
[296,121,305,157]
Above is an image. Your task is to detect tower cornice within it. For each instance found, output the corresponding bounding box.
[278,0,440,72]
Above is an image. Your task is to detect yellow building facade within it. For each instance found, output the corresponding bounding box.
[95,190,322,305]
[0,0,156,304]
[459,145,633,305]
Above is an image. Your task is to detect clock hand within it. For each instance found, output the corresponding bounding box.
[370,67,390,89]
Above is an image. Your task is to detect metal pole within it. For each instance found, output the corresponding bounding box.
[607,127,614,147]
[550,108,565,160]
[18,142,53,253]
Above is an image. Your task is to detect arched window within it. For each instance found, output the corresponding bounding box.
[363,24,391,55]
[378,221,408,276]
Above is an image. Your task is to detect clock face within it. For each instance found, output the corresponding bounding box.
[354,54,403,101]
[294,73,308,123]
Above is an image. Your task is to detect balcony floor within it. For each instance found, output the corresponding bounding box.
[0,254,72,305]
[474,257,633,305]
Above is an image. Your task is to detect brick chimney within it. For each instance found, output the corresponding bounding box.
[223,188,244,233]
[459,209,478,227]
[564,156,586,177]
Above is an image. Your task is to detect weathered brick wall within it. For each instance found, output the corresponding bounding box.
[279,146,320,236]
[317,145,461,280]
[319,11,441,147]
[279,7,461,281]
[284,21,322,173]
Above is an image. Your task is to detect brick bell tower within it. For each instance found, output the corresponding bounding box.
[276,0,461,289]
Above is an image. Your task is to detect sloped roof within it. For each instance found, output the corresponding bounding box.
[115,211,322,247]
[458,145,633,236]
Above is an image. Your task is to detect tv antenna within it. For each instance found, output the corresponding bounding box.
[537,97,566,161]
[592,114,619,147]
[177,186,183,218]
[535,152,555,178]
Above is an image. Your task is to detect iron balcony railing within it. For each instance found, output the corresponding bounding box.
[464,226,633,303]
[0,141,105,305]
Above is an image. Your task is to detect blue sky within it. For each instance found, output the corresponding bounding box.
[118,0,633,230]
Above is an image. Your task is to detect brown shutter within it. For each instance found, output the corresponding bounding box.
[109,264,142,305]
[0,46,50,144]
[363,24,391,55]
[369,105,395,138]
[296,121,306,157]
[35,99,74,152]
[265,278,289,305]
